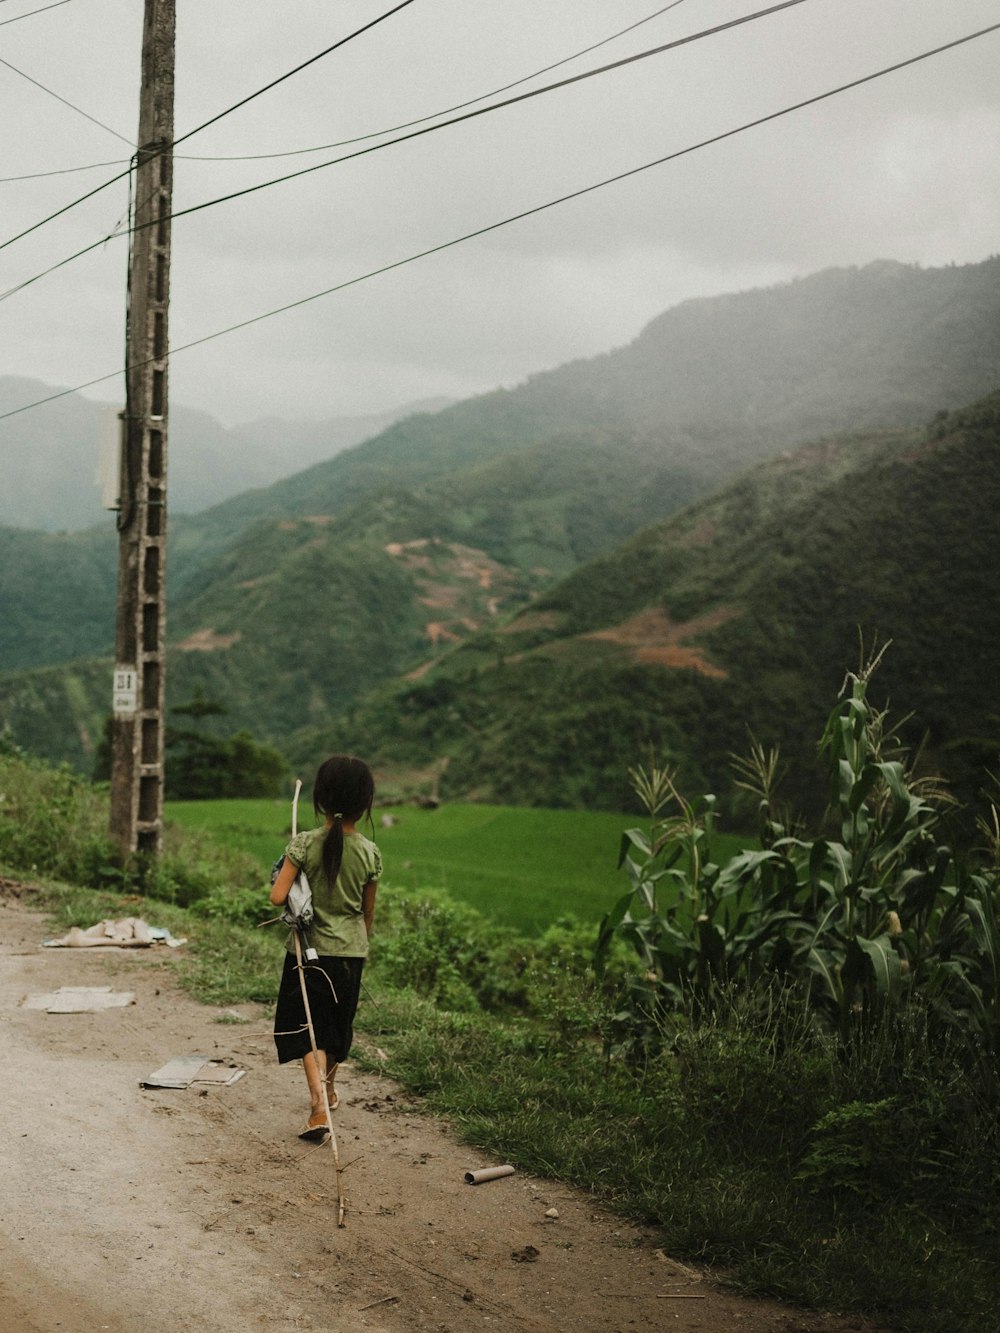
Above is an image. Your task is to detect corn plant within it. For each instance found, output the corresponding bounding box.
[596,659,1000,1071]
[594,756,802,1055]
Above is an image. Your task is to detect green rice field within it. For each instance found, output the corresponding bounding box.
[165,798,748,933]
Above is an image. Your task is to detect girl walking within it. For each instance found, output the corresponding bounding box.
[270,755,381,1140]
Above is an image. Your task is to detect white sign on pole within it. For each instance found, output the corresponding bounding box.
[112,666,138,716]
[97,408,122,510]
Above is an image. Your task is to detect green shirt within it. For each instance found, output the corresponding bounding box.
[284,826,382,957]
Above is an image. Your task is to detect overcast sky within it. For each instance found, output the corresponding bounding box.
[2,0,998,427]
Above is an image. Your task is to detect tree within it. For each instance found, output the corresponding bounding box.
[165,691,286,798]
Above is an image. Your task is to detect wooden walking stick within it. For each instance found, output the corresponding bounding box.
[288,778,347,1227]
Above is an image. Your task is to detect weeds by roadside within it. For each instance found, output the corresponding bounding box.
[351,974,997,1333]
[2,717,997,1332]
[0,739,263,913]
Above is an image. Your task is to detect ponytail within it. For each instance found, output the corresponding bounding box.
[321,813,345,887]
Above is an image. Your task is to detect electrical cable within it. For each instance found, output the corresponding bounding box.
[0,1,73,27]
[175,0,420,151]
[0,54,133,144]
[0,0,689,183]
[173,0,816,208]
[3,16,998,426]
[0,0,419,255]
[177,0,693,164]
[0,159,125,183]
[0,0,812,303]
[0,0,686,182]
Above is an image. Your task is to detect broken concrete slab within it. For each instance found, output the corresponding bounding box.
[21,986,137,1013]
[141,1056,247,1089]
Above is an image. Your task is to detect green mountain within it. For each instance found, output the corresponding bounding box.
[127,433,677,750]
[318,394,1000,818]
[0,524,115,670]
[2,257,999,783]
[168,255,1000,590]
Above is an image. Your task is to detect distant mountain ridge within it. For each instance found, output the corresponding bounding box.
[162,255,1000,593]
[0,380,452,531]
[189,257,1000,521]
[1,257,998,789]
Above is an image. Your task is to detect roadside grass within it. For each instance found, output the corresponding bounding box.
[175,915,283,1005]
[352,984,998,1333]
[164,797,749,932]
[4,755,995,1330]
[10,871,997,1332]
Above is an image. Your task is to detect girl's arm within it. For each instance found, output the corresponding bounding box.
[362,880,378,937]
[269,856,300,906]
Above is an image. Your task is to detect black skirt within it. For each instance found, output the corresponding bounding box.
[272,951,365,1065]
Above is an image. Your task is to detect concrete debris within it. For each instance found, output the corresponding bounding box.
[43,917,186,949]
[141,1055,247,1089]
[22,986,136,1013]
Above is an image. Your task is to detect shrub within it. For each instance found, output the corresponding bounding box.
[0,744,120,885]
[670,985,836,1162]
[520,916,628,1040]
[372,887,522,1012]
[0,746,266,914]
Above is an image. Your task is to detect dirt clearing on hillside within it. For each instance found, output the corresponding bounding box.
[0,888,882,1333]
[583,607,739,678]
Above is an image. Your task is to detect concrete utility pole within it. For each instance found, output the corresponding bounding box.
[109,0,175,857]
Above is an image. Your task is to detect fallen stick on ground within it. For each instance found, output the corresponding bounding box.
[358,1295,399,1311]
[600,1292,706,1300]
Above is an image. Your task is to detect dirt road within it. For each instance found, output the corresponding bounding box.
[0,886,876,1333]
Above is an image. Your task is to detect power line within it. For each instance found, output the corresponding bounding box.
[4,16,998,426]
[173,0,815,208]
[178,0,693,165]
[0,0,73,27]
[0,0,812,303]
[0,0,688,181]
[0,158,124,183]
[175,0,420,150]
[0,0,419,255]
[0,53,133,144]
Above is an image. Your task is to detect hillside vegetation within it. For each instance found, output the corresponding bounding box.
[0,524,114,670]
[320,393,1000,820]
[166,255,1000,588]
[2,258,998,781]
